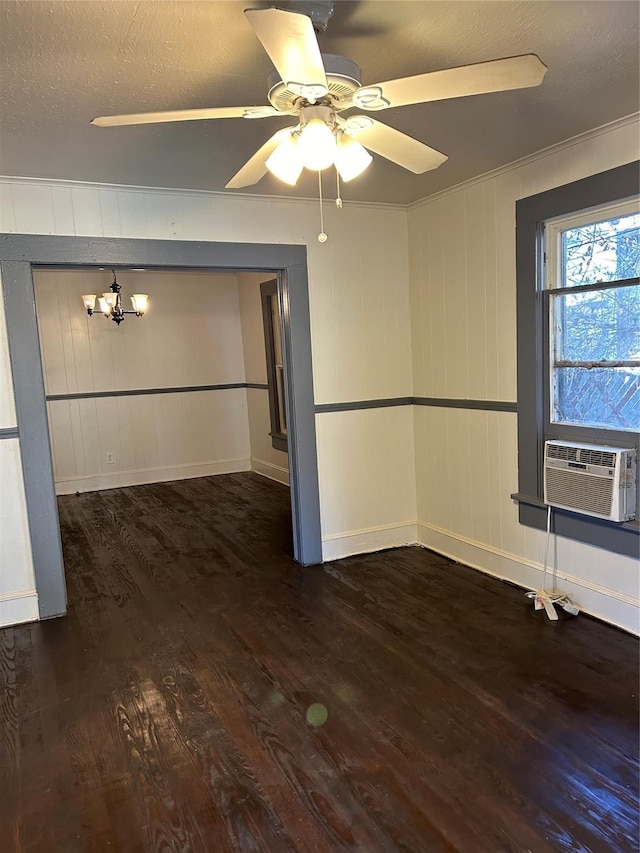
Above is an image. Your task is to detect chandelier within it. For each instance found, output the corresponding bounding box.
[81,270,149,325]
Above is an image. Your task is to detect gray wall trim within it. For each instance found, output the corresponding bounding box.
[515,161,640,558]
[1,261,67,619]
[413,397,517,412]
[0,426,20,440]
[315,397,517,414]
[246,383,269,390]
[0,234,307,270]
[47,383,253,402]
[0,235,323,620]
[315,397,412,413]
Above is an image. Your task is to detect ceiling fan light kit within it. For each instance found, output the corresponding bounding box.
[90,3,548,241]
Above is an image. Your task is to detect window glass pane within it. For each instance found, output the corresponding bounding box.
[553,285,640,363]
[561,213,640,287]
[552,366,639,430]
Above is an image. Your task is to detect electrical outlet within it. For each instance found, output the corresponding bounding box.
[106,452,115,464]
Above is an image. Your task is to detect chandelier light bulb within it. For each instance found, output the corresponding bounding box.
[266,134,304,185]
[130,294,149,314]
[298,119,336,171]
[334,134,373,182]
[102,291,117,308]
[98,297,110,316]
[81,294,96,311]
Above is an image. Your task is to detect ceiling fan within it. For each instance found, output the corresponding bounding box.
[91,1,547,191]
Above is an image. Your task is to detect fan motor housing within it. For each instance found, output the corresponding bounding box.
[267,54,362,111]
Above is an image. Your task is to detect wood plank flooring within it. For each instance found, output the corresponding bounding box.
[1,473,638,852]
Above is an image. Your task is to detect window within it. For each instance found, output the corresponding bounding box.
[515,161,640,557]
[260,279,288,452]
[546,201,640,432]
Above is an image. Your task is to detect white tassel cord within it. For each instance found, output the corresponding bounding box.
[317,171,327,243]
[525,505,579,621]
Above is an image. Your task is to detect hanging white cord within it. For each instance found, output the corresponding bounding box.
[525,503,579,620]
[542,503,552,592]
[336,170,343,209]
[317,171,327,243]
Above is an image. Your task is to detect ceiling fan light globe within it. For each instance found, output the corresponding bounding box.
[266,135,304,185]
[334,135,372,181]
[299,119,336,171]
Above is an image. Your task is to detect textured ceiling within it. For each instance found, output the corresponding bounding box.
[0,0,638,205]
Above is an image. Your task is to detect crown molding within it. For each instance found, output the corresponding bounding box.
[408,113,640,211]
[0,174,405,212]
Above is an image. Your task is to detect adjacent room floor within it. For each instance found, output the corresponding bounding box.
[1,473,638,852]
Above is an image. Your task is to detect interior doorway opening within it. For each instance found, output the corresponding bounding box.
[1,235,322,621]
[32,265,295,557]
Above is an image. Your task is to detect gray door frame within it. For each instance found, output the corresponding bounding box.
[0,234,323,620]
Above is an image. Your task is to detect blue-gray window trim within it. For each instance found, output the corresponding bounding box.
[514,161,640,557]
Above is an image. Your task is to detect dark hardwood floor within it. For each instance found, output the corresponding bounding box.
[1,473,638,852]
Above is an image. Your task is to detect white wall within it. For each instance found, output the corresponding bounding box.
[409,115,640,634]
[237,272,290,486]
[33,268,252,493]
[0,180,413,625]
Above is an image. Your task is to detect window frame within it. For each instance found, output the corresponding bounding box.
[514,161,640,557]
[545,199,640,433]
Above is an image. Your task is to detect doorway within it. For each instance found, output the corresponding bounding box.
[0,235,322,620]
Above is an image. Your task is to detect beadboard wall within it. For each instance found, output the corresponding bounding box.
[33,269,252,494]
[409,115,640,633]
[237,272,289,485]
[34,268,292,493]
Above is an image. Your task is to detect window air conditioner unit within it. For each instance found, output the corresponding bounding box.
[544,440,637,522]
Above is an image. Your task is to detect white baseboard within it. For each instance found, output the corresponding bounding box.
[0,589,39,627]
[322,522,418,562]
[55,458,252,495]
[417,522,640,636]
[250,457,290,486]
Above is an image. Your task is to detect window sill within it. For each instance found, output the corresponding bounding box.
[511,492,639,556]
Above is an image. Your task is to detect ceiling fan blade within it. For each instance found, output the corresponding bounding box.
[91,105,284,127]
[245,7,328,98]
[225,126,298,189]
[346,117,447,173]
[353,54,547,111]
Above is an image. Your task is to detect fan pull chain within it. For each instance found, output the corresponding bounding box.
[336,170,343,209]
[317,171,327,243]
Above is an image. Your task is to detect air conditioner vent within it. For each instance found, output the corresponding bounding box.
[546,444,578,462]
[545,468,613,515]
[578,448,616,467]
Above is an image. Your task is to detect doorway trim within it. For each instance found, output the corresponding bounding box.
[0,234,323,620]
